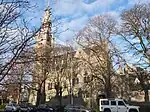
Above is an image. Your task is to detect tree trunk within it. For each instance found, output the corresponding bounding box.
[105,74,112,98]
[40,82,46,104]
[105,53,113,98]
[55,84,59,98]
[144,89,149,102]
[36,83,46,106]
[90,85,93,108]
[36,89,41,106]
[70,85,74,104]
[17,84,22,104]
[105,86,112,98]
[55,84,63,106]
[59,87,62,106]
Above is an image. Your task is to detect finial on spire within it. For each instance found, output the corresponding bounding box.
[43,0,51,24]
[46,0,50,8]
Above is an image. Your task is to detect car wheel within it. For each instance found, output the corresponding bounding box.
[129,109,138,112]
[104,109,111,112]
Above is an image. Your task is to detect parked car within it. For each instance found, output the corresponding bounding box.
[4,103,20,112]
[64,104,90,112]
[20,103,34,112]
[52,105,65,112]
[35,108,53,112]
[35,104,53,112]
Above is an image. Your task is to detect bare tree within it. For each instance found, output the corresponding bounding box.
[76,15,121,99]
[123,64,150,102]
[0,0,40,83]
[47,44,75,105]
[119,3,150,102]
[2,63,29,103]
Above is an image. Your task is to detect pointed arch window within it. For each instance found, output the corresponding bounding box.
[72,77,79,86]
[84,71,91,83]
[48,83,53,90]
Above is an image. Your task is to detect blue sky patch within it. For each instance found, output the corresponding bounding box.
[83,0,97,4]
[27,0,150,46]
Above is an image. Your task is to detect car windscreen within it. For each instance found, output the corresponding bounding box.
[101,101,109,105]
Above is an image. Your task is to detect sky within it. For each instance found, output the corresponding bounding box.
[27,0,150,45]
[25,0,150,65]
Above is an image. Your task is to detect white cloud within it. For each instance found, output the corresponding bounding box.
[52,0,117,42]
[64,16,89,31]
[57,15,89,42]
[53,0,115,16]
[58,10,121,41]
[103,11,120,19]
[31,0,150,46]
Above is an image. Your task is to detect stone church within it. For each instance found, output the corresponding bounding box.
[29,6,98,107]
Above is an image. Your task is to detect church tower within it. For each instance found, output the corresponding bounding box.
[35,7,54,53]
[30,4,54,105]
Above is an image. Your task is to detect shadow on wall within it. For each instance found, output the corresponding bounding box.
[47,95,87,107]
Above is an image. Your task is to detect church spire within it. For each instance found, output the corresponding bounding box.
[35,0,54,50]
[42,7,51,24]
[42,0,51,24]
[40,2,53,48]
[32,0,53,105]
